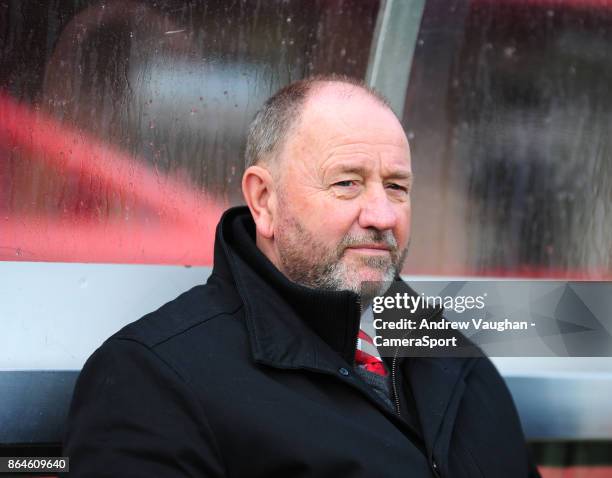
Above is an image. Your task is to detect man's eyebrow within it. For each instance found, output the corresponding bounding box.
[329,164,413,181]
[386,171,413,182]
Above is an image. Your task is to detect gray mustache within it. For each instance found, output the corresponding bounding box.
[340,231,398,251]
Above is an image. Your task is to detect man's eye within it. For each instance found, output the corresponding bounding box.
[387,183,409,192]
[334,180,357,187]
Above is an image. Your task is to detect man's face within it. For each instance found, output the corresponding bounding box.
[272,84,412,297]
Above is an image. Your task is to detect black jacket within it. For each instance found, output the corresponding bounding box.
[63,206,540,478]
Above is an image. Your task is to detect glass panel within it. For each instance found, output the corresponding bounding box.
[0,0,380,265]
[403,0,612,279]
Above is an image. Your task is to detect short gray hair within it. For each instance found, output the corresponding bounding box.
[244,74,391,169]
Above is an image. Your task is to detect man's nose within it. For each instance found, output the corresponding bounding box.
[357,185,398,231]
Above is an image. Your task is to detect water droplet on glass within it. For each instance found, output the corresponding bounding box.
[503,46,516,58]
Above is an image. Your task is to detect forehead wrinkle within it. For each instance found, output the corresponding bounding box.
[324,137,409,151]
[318,141,410,174]
[321,139,409,160]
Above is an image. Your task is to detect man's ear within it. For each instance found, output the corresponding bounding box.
[242,165,276,239]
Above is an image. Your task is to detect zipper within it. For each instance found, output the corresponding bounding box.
[390,307,445,418]
[355,295,362,357]
[391,347,401,416]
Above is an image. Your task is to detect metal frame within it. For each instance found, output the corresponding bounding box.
[366,0,426,117]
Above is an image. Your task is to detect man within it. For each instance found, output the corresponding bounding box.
[63,75,540,477]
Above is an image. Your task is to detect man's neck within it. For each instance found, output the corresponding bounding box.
[255,233,284,276]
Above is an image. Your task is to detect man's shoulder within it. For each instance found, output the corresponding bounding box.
[111,273,244,349]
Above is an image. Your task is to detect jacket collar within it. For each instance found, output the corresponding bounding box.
[213,206,361,369]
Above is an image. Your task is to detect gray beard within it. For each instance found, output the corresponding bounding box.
[275,213,408,301]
